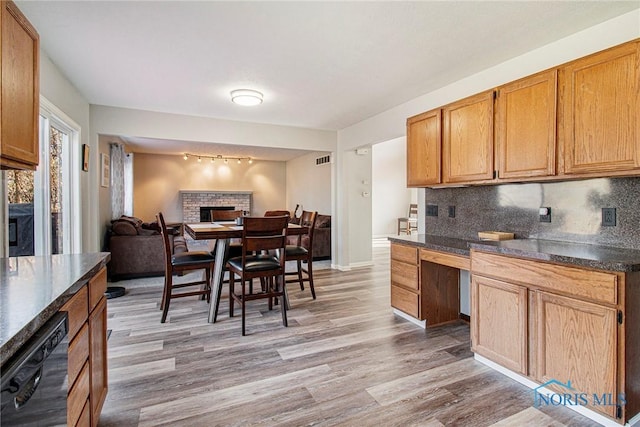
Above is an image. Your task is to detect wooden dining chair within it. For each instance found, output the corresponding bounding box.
[227,215,289,336]
[210,210,243,222]
[397,203,418,235]
[157,212,216,323]
[264,210,290,217]
[283,210,317,299]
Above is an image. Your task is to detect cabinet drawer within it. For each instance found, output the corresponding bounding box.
[89,267,107,312]
[391,260,419,291]
[421,248,470,270]
[391,243,418,265]
[68,323,89,389]
[391,285,419,318]
[471,251,618,305]
[68,362,90,427]
[62,286,88,338]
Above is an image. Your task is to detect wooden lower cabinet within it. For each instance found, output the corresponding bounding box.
[470,249,631,423]
[471,275,527,375]
[391,243,420,318]
[533,291,617,418]
[390,242,466,326]
[89,296,108,422]
[61,267,108,427]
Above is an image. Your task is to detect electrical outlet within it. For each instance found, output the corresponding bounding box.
[539,207,551,223]
[602,208,616,226]
[426,204,438,217]
[448,206,456,218]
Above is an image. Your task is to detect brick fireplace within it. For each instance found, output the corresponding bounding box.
[180,191,252,222]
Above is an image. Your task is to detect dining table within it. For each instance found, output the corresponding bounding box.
[184,220,308,323]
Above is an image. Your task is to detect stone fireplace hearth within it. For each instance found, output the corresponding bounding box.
[180,191,252,223]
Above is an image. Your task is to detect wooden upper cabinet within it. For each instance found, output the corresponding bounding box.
[496,70,557,179]
[0,0,40,170]
[406,109,441,186]
[559,40,639,175]
[443,90,494,183]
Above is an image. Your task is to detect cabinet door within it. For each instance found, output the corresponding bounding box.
[89,297,108,426]
[406,109,441,186]
[559,41,639,174]
[533,291,617,418]
[496,70,557,179]
[443,91,494,183]
[0,0,39,170]
[471,275,528,374]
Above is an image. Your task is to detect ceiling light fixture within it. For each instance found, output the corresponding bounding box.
[230,89,263,106]
[180,153,255,164]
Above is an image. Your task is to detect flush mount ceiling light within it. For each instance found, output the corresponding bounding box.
[230,89,263,106]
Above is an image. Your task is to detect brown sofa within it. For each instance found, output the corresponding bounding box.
[105,216,187,281]
[290,213,331,261]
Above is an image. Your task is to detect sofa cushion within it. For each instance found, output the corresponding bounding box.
[112,220,138,235]
[138,228,159,236]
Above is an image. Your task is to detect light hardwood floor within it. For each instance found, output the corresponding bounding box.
[100,245,598,426]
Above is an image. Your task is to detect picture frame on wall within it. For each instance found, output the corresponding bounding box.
[101,153,110,187]
[82,144,90,172]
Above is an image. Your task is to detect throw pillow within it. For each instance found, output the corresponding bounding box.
[112,220,138,235]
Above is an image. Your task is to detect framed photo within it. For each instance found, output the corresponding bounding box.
[82,144,90,172]
[101,153,110,187]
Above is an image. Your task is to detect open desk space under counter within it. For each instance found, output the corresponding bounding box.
[389,234,640,426]
[1,253,110,427]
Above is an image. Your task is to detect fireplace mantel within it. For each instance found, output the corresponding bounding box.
[179,190,253,195]
[181,191,252,222]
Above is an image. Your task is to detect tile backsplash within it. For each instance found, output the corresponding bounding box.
[424,177,640,250]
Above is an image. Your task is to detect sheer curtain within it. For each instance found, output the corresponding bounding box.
[110,143,125,219]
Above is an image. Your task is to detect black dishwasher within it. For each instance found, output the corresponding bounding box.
[1,312,68,426]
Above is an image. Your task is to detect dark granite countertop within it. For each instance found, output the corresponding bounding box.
[469,239,640,272]
[388,234,485,257]
[388,234,640,272]
[0,253,110,363]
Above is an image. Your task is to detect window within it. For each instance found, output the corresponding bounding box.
[2,97,81,256]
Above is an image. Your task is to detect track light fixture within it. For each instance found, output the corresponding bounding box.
[181,153,254,164]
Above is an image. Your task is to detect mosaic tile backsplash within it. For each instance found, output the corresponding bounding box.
[424,176,640,250]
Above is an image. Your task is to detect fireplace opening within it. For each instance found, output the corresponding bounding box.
[200,206,234,222]
[200,206,236,222]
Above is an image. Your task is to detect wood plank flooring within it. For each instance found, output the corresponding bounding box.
[100,244,599,426]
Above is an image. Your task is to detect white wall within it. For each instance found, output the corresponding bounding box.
[372,137,416,237]
[133,153,286,222]
[285,151,332,216]
[345,148,372,267]
[332,10,640,268]
[39,52,97,251]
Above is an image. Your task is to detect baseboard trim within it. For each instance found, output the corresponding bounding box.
[474,354,631,427]
[392,309,426,329]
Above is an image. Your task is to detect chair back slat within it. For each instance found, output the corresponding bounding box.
[211,210,243,221]
[244,235,287,252]
[264,210,290,217]
[156,212,172,265]
[241,215,289,258]
[297,210,317,247]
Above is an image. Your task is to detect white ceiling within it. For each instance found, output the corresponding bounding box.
[17,1,640,159]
